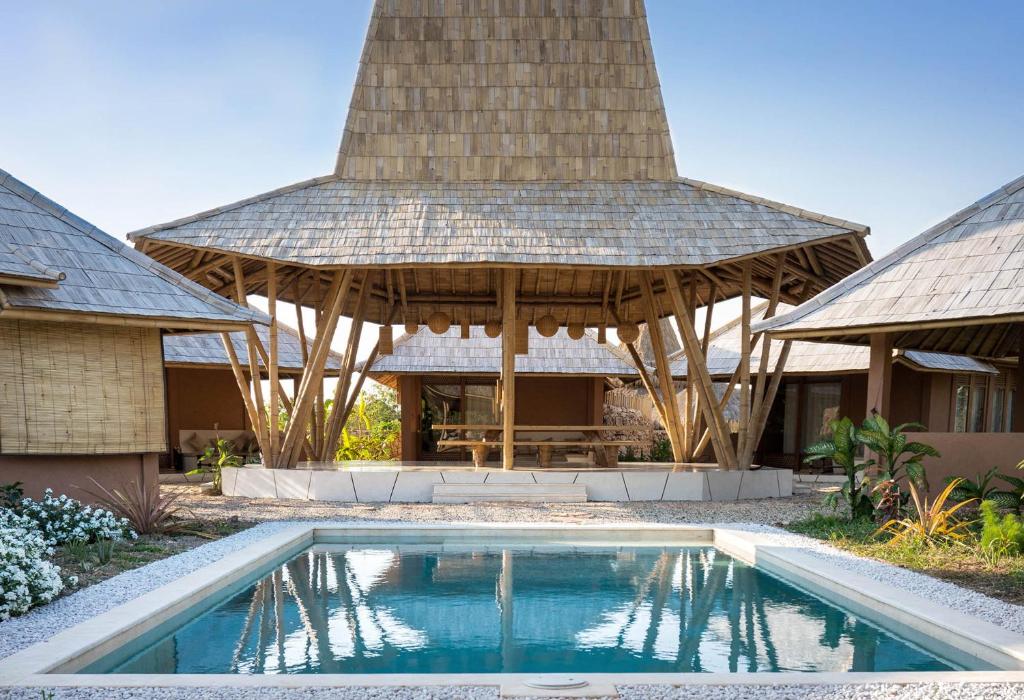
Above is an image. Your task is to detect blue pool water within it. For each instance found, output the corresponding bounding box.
[90,544,960,674]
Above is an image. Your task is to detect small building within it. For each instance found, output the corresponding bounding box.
[756,175,1024,484]
[161,324,343,470]
[0,169,259,499]
[671,303,1000,469]
[360,326,642,462]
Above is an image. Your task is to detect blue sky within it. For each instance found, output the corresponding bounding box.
[2,0,1022,256]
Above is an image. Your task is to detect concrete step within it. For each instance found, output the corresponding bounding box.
[432,482,588,504]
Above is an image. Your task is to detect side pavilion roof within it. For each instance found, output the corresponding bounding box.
[755,175,1024,358]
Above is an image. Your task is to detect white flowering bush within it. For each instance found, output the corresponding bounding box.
[0,508,67,620]
[19,490,136,545]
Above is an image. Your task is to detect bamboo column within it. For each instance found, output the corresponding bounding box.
[736,263,752,465]
[231,257,270,461]
[639,272,685,462]
[501,269,516,470]
[665,270,738,468]
[320,277,370,460]
[279,270,352,467]
[267,262,280,467]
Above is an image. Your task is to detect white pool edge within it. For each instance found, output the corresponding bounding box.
[1,522,1022,691]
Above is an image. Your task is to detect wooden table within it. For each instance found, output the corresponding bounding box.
[433,424,650,468]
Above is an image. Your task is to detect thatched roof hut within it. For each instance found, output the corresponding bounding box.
[128,0,872,469]
[755,175,1024,358]
[359,325,640,388]
[0,168,258,499]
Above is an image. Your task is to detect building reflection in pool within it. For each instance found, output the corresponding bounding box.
[108,545,953,674]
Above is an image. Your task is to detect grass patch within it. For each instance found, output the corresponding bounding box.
[52,517,253,596]
[785,511,1024,606]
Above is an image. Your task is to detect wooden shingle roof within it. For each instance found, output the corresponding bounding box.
[163,323,343,374]
[359,325,640,383]
[130,0,869,316]
[755,175,1024,358]
[672,303,997,378]
[0,169,262,331]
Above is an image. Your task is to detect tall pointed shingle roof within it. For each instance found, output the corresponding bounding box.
[755,175,1024,358]
[130,0,870,327]
[335,0,676,181]
[0,168,261,330]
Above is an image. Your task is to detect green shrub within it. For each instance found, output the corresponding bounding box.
[980,500,1024,559]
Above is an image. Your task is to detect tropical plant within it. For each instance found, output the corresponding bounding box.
[1,481,24,509]
[85,479,199,537]
[17,489,136,545]
[0,508,68,620]
[874,478,976,546]
[858,414,938,491]
[188,437,242,493]
[979,500,1024,561]
[945,466,1002,503]
[334,389,400,461]
[804,417,873,518]
[995,463,1024,513]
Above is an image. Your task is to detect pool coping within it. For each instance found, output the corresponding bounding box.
[1,522,1023,693]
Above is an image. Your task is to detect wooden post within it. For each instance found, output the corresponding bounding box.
[665,270,737,468]
[741,255,785,467]
[623,339,670,431]
[639,272,685,462]
[737,263,752,467]
[230,256,269,461]
[1015,330,1024,432]
[867,332,893,419]
[502,269,516,470]
[267,262,280,467]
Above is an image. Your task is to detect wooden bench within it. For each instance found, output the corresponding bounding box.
[432,424,651,467]
[436,438,643,468]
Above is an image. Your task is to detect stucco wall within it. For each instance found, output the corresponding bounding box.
[0,453,159,503]
[165,367,249,455]
[917,432,1024,490]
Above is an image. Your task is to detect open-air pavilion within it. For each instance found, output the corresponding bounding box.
[128,0,871,477]
[757,174,1024,482]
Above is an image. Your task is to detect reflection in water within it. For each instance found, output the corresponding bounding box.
[105,546,954,674]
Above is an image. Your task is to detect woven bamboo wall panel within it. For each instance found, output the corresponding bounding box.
[335,0,676,181]
[0,319,166,455]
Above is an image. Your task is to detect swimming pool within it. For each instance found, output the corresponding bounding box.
[90,541,959,674]
[2,524,1022,692]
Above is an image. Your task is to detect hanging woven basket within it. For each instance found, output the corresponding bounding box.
[427,312,451,334]
[404,322,419,335]
[484,320,502,338]
[536,314,559,337]
[567,323,585,340]
[617,321,640,344]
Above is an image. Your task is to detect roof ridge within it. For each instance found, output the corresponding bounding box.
[676,177,870,235]
[0,237,65,282]
[754,173,1024,334]
[0,168,265,325]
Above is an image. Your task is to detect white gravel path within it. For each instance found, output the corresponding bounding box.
[1,498,1022,699]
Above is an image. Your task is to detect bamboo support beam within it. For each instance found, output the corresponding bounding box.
[320,277,371,461]
[665,270,737,468]
[502,269,516,470]
[639,272,684,462]
[267,262,280,467]
[279,270,352,467]
[737,263,752,466]
[623,339,670,431]
[741,253,786,467]
[231,256,270,461]
[221,333,262,442]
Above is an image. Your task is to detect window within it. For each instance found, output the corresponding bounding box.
[782,383,799,455]
[990,387,1006,432]
[953,383,969,433]
[801,382,842,451]
[970,384,987,433]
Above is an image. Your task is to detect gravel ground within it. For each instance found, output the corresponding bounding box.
[2,488,1023,699]
[168,484,827,525]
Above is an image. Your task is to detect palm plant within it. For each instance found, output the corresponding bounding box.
[858,414,938,491]
[804,417,873,518]
[875,478,976,547]
[945,465,1001,503]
